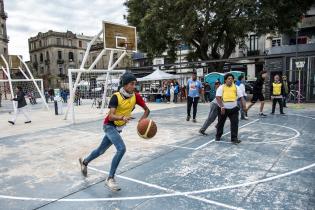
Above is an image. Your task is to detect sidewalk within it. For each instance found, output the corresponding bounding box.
[0,102,186,138]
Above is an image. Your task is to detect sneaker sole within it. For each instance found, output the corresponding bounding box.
[105,183,121,192]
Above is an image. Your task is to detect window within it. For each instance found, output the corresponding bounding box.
[57,38,61,45]
[34,55,37,62]
[69,52,74,61]
[46,51,49,60]
[298,36,307,44]
[3,48,6,55]
[68,39,72,47]
[58,51,62,60]
[0,24,4,35]
[40,53,43,63]
[272,38,281,47]
[39,40,42,47]
[59,67,63,75]
[249,35,258,51]
[79,40,82,48]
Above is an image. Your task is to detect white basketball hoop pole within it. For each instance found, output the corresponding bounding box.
[1,54,16,113]
[64,29,103,121]
[17,55,50,111]
[100,50,127,114]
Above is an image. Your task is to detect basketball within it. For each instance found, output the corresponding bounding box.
[137,118,157,139]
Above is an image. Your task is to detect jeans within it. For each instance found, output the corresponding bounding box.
[216,106,239,141]
[84,124,126,178]
[200,102,219,131]
[187,96,199,119]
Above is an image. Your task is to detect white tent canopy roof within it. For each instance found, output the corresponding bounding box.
[137,69,180,82]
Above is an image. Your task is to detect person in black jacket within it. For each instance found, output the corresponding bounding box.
[8,86,31,125]
[246,70,268,117]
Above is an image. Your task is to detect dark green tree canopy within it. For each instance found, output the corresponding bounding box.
[125,0,314,63]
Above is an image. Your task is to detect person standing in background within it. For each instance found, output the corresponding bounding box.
[186,72,202,123]
[246,70,268,117]
[236,75,248,120]
[271,75,285,115]
[174,82,179,103]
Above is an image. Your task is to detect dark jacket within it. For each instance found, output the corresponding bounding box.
[13,91,27,108]
[253,77,265,94]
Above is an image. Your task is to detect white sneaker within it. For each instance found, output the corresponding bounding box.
[105,178,121,191]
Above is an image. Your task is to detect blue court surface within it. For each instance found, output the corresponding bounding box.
[0,103,314,210]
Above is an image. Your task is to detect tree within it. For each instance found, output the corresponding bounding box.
[125,0,314,71]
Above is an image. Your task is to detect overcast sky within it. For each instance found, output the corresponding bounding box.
[5,0,127,61]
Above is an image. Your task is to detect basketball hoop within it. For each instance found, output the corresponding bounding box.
[117,41,134,52]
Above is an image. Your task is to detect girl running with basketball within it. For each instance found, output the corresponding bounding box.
[79,72,150,191]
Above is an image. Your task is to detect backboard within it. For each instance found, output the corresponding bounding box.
[103,21,137,52]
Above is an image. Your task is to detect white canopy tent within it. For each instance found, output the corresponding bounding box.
[137,69,180,81]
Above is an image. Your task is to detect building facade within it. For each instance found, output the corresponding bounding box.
[29,30,93,88]
[0,0,8,57]
[0,0,9,81]
[29,31,132,88]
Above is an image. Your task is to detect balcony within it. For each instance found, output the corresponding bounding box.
[57,59,64,64]
[266,43,315,55]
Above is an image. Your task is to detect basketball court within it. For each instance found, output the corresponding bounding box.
[1,21,314,210]
[0,103,314,210]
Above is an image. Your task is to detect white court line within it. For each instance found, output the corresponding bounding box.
[215,122,300,145]
[88,167,242,210]
[286,114,315,120]
[194,119,259,150]
[0,163,314,202]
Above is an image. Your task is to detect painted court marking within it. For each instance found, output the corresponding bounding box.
[0,163,314,202]
[194,119,260,150]
[286,114,315,120]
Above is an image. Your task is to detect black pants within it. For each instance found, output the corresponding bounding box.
[272,98,284,114]
[174,94,178,103]
[216,107,239,141]
[187,96,199,119]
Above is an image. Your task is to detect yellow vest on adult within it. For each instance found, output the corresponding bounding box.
[272,83,282,96]
[113,92,136,126]
[222,84,237,102]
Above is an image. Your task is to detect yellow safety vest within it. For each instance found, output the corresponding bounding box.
[272,83,282,96]
[113,92,136,126]
[222,84,237,102]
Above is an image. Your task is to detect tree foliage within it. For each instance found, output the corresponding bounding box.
[125,0,314,66]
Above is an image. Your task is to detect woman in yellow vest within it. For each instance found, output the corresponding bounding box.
[79,72,150,191]
[215,73,247,144]
[271,75,285,115]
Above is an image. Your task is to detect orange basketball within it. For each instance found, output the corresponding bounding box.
[137,118,157,139]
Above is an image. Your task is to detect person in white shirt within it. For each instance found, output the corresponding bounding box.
[236,75,248,120]
[215,73,247,144]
